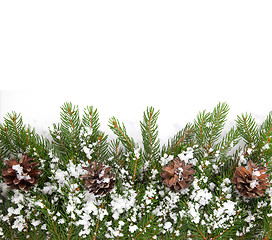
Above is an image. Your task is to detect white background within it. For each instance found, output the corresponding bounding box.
[1,1,272,145]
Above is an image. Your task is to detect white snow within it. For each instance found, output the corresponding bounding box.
[12,164,31,181]
[250,179,259,189]
[129,225,138,233]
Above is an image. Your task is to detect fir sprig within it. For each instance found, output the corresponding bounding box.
[108,116,136,152]
[140,107,160,168]
[236,113,259,145]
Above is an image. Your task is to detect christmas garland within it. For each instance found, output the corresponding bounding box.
[0,102,271,240]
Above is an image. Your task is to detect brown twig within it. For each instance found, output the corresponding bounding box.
[196,224,207,240]
[259,137,271,162]
[112,121,134,150]
[67,218,73,240]
[39,199,61,240]
[9,216,15,240]
[68,107,79,154]
[12,115,21,143]
[168,128,193,156]
[148,110,153,162]
[93,203,104,240]
[242,116,253,143]
[212,210,241,240]
[96,134,103,159]
[263,217,272,240]
[134,215,153,240]
[132,156,138,184]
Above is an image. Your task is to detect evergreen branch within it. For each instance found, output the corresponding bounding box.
[93,203,104,240]
[196,224,207,240]
[194,110,210,149]
[12,115,21,144]
[259,137,271,162]
[9,217,14,240]
[260,111,272,139]
[212,210,241,239]
[141,107,160,164]
[0,112,26,156]
[150,230,156,240]
[172,219,184,240]
[134,215,153,240]
[45,210,61,240]
[82,106,100,135]
[68,107,79,152]
[170,128,192,153]
[67,218,73,240]
[132,156,138,184]
[95,133,109,160]
[208,102,229,145]
[167,123,194,156]
[109,139,123,168]
[236,113,258,144]
[263,217,272,240]
[59,102,82,154]
[109,117,135,151]
[213,127,240,154]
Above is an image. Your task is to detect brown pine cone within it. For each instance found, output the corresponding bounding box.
[80,161,115,196]
[232,160,270,198]
[161,157,195,191]
[1,153,41,191]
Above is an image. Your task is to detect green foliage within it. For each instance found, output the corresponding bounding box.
[236,113,259,144]
[108,116,136,152]
[162,123,195,157]
[194,102,230,149]
[140,107,160,168]
[0,102,271,240]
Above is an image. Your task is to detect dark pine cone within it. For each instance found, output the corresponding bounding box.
[161,157,195,191]
[232,160,270,198]
[2,153,41,191]
[80,161,116,196]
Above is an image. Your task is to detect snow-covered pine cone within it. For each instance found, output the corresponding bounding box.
[232,160,270,198]
[161,157,195,191]
[80,161,116,196]
[1,153,41,191]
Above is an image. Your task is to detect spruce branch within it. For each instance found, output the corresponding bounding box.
[213,126,240,155]
[208,102,229,145]
[195,102,230,151]
[194,109,211,149]
[108,117,135,152]
[134,215,153,240]
[0,112,27,156]
[165,123,194,156]
[260,111,272,140]
[140,107,160,166]
[236,113,258,144]
[60,102,81,154]
[82,106,100,137]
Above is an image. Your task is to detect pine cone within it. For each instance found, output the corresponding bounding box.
[161,157,195,191]
[232,160,270,198]
[1,153,41,191]
[80,161,115,196]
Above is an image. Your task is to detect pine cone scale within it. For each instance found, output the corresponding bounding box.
[161,157,195,192]
[232,160,270,198]
[80,161,115,196]
[1,153,41,191]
